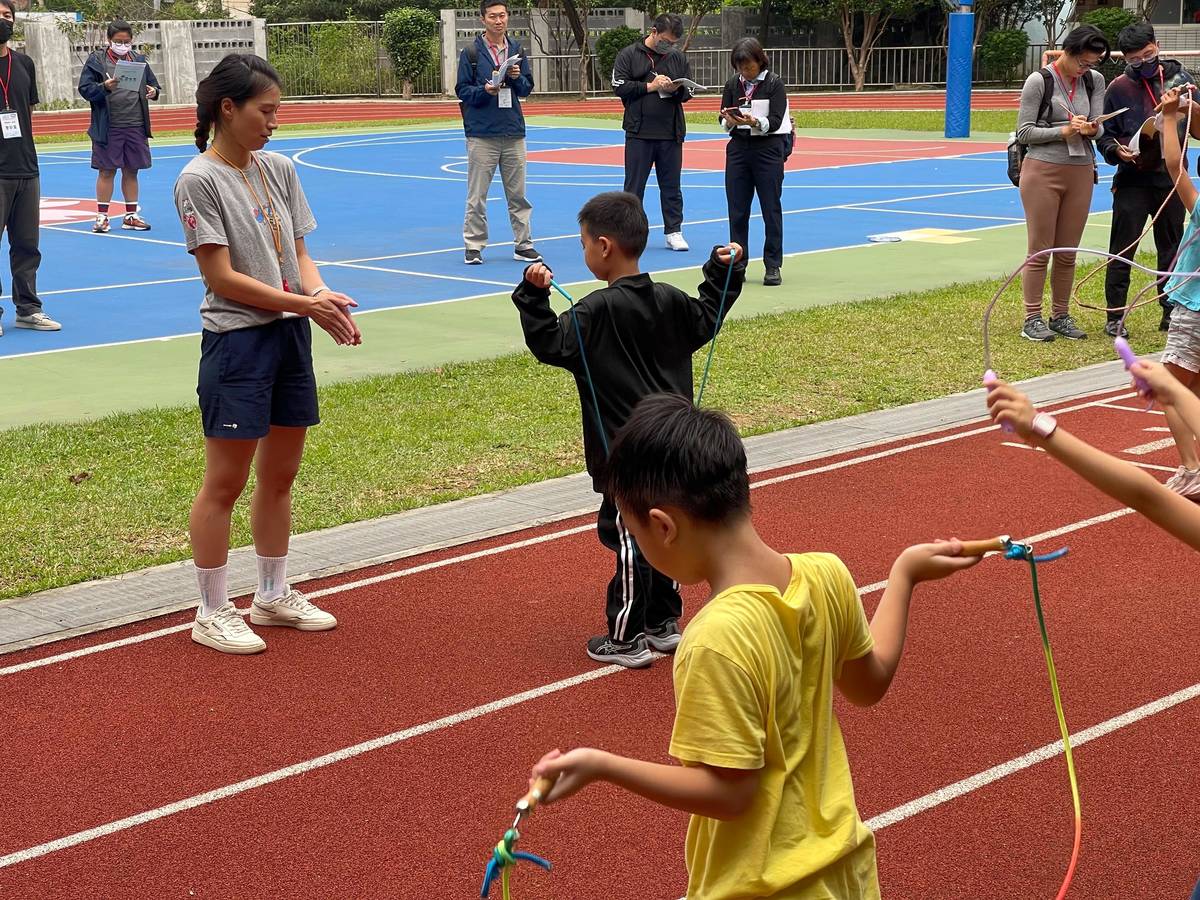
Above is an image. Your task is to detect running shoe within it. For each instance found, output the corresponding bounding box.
[586,634,652,669]
[513,247,542,263]
[93,214,110,233]
[250,588,337,631]
[645,618,682,653]
[664,232,689,252]
[192,602,266,654]
[1021,317,1055,342]
[14,313,61,331]
[1048,314,1087,340]
[122,213,151,231]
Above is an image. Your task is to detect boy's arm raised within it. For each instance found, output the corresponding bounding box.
[1161,87,1198,212]
[837,541,981,707]
[987,379,1200,552]
[530,748,760,820]
[684,244,746,351]
[511,265,583,369]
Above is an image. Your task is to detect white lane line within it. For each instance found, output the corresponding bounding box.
[1001,441,1174,473]
[865,680,1200,831]
[0,392,1137,674]
[840,206,1026,223]
[1123,438,1177,455]
[1098,402,1163,415]
[0,579,1188,871]
[316,260,514,288]
[42,224,187,249]
[1002,441,1044,452]
[1144,426,1172,432]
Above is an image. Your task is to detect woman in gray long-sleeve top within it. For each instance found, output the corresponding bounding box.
[1016,25,1110,343]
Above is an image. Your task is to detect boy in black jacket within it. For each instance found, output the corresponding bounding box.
[511,191,745,668]
[1096,22,1200,337]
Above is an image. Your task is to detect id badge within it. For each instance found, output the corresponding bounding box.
[498,87,512,109]
[0,110,21,140]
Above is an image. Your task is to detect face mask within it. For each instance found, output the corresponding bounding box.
[110,41,132,56]
[0,20,13,44]
[1131,54,1158,74]
[655,39,674,53]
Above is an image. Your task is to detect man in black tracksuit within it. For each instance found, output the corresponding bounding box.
[1097,23,1200,337]
[611,14,695,252]
[511,192,746,668]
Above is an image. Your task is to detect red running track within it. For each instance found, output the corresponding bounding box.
[0,388,1196,898]
[29,91,1021,135]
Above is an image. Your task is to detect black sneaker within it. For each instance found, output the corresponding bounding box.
[645,619,682,653]
[1161,307,1173,332]
[1104,320,1129,339]
[513,247,542,263]
[1048,314,1087,340]
[586,634,652,669]
[1021,317,1055,342]
[763,267,782,287]
[464,249,483,265]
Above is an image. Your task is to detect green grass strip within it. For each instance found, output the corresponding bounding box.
[0,254,1163,600]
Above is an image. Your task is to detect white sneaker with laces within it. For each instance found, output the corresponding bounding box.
[93,214,110,233]
[1166,466,1191,492]
[14,312,62,331]
[664,232,689,252]
[250,588,337,631]
[1176,468,1200,501]
[192,602,266,654]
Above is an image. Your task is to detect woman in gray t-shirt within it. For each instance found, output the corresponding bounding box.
[173,54,362,655]
[1015,25,1110,343]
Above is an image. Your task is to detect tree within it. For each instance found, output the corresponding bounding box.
[791,0,918,91]
[595,25,641,80]
[559,0,594,99]
[978,27,1027,85]
[1081,6,1136,47]
[382,7,438,99]
[1028,0,1065,47]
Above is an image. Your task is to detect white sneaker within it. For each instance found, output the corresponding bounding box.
[192,602,266,655]
[664,232,689,252]
[250,588,337,631]
[1166,466,1191,492]
[14,312,61,331]
[1175,468,1200,501]
[93,214,110,233]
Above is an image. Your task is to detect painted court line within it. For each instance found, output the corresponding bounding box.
[1123,438,1177,455]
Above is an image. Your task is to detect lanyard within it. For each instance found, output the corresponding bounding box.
[1143,69,1165,110]
[487,41,506,69]
[1051,62,1078,106]
[740,76,760,102]
[210,148,290,293]
[106,48,130,65]
[644,50,661,72]
[0,51,11,110]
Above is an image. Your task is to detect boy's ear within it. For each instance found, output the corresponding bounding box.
[647,507,678,545]
[598,235,614,259]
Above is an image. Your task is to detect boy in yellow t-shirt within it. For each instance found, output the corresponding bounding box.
[530,393,983,898]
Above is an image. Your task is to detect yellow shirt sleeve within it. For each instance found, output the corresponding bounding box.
[670,644,766,770]
[821,554,874,675]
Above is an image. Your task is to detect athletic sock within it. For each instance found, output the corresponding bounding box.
[256,554,288,602]
[124,202,137,216]
[97,202,109,215]
[196,564,228,617]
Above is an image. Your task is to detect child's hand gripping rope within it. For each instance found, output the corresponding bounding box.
[480,773,560,899]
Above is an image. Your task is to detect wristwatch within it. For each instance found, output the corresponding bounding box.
[1031,412,1058,439]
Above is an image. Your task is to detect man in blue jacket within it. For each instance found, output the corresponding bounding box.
[78,19,160,233]
[455,0,539,265]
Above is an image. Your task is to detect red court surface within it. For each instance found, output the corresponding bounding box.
[30,91,1022,134]
[1,387,1198,898]
[528,136,1008,172]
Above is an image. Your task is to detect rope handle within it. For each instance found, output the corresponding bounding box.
[515,774,558,818]
[957,536,1011,557]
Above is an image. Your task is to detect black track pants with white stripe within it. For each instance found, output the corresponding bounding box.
[597,494,682,642]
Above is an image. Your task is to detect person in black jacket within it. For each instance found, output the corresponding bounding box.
[1096,22,1200,337]
[611,15,694,252]
[78,19,161,233]
[720,38,789,287]
[511,191,746,668]
[0,0,59,336]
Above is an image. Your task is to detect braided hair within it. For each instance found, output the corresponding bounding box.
[194,53,282,152]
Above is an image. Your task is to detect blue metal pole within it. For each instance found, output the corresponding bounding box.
[945,0,975,139]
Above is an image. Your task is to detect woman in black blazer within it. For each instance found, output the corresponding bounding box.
[720,38,789,286]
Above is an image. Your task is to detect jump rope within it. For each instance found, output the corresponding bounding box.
[977,82,1200,898]
[480,85,1192,888]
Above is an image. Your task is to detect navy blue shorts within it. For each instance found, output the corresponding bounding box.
[198,317,319,440]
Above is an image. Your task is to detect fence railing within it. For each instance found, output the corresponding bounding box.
[264,25,1045,99]
[266,21,442,98]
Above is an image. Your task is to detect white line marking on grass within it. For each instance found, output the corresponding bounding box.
[865,680,1200,831]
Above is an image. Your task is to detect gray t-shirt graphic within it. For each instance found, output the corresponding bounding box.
[174,151,316,333]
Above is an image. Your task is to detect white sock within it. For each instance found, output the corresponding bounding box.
[256,554,288,602]
[196,564,228,617]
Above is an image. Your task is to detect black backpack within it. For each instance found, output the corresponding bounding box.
[1006,67,1097,187]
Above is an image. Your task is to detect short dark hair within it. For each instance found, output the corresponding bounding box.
[107,19,133,39]
[480,0,508,15]
[1117,22,1156,54]
[651,13,683,39]
[1061,24,1111,63]
[577,191,648,257]
[730,37,769,71]
[0,0,17,16]
[193,53,282,152]
[607,393,751,524]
